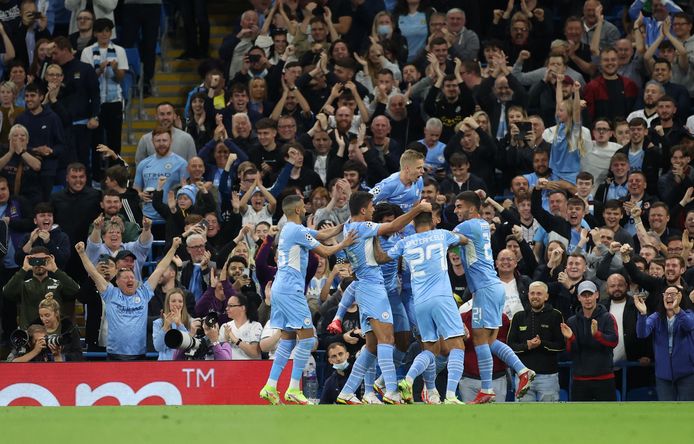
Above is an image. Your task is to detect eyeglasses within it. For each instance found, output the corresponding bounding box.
[512,27,529,33]
[226,304,243,308]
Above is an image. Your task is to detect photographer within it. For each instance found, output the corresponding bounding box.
[3,246,80,329]
[152,287,193,360]
[172,318,232,361]
[75,236,181,361]
[29,292,82,361]
[7,324,63,362]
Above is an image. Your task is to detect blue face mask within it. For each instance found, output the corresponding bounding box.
[377,24,392,36]
[332,360,350,371]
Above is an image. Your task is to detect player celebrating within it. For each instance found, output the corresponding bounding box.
[453,191,536,404]
[259,195,356,405]
[336,192,431,405]
[376,211,469,404]
[370,149,425,212]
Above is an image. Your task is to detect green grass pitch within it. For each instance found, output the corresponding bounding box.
[2,403,693,443]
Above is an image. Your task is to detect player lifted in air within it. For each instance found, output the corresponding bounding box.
[259,195,355,405]
[453,191,535,403]
[375,210,468,404]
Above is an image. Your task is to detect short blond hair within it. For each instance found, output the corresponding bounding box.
[399,149,424,169]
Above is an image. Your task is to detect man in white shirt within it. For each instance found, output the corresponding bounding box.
[496,249,527,320]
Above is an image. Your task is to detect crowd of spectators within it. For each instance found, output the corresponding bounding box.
[1,0,694,402]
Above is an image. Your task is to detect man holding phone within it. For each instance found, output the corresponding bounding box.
[3,246,80,329]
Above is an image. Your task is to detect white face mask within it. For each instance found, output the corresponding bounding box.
[332,360,350,371]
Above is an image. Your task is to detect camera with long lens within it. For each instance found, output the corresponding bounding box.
[163,311,219,359]
[45,332,70,348]
[10,329,29,354]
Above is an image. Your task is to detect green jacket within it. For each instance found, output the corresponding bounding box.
[2,269,80,329]
[88,220,141,243]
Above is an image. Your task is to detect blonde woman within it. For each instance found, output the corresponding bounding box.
[0,81,22,144]
[34,292,82,361]
[472,110,492,137]
[152,288,193,360]
[547,79,585,184]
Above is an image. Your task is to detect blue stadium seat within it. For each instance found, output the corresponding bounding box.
[626,386,658,401]
[615,389,621,401]
[559,389,569,402]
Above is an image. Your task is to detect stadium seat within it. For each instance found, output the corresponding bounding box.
[559,389,569,402]
[626,387,658,401]
[615,390,621,401]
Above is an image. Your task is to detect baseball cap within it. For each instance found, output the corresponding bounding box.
[561,75,574,85]
[577,281,598,295]
[115,250,136,261]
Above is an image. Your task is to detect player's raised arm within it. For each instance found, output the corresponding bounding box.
[454,232,469,245]
[313,230,357,258]
[378,201,432,236]
[314,222,343,241]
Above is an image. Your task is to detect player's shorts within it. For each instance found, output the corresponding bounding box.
[354,281,393,334]
[269,284,313,331]
[387,286,410,333]
[415,295,466,343]
[471,283,505,329]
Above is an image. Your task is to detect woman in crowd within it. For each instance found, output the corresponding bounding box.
[152,288,193,361]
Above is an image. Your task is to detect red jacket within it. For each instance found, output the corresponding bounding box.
[583,75,638,123]
[462,311,510,378]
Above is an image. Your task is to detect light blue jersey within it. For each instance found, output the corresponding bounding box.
[343,221,384,284]
[453,218,501,293]
[379,233,401,292]
[134,152,189,220]
[421,140,447,171]
[274,222,320,292]
[387,229,460,303]
[102,282,155,356]
[370,172,423,212]
[270,222,321,331]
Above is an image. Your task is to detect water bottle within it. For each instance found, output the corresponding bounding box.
[302,361,318,403]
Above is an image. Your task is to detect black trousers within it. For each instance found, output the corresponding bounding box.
[571,378,617,402]
[180,0,209,56]
[121,4,161,85]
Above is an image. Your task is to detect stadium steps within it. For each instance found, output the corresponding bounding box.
[120,1,240,165]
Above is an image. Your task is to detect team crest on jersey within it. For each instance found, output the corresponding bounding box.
[133,296,141,304]
[381,311,390,320]
[366,222,375,228]
[304,317,311,326]
[164,163,172,170]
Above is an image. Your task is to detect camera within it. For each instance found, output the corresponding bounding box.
[248,54,261,63]
[45,333,70,348]
[164,329,211,359]
[29,257,47,267]
[202,311,218,329]
[198,219,210,229]
[10,329,29,350]
[516,121,532,140]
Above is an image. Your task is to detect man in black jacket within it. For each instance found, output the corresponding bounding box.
[508,281,565,401]
[561,280,618,401]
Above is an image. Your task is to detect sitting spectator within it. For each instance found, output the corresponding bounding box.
[3,246,79,329]
[30,292,82,361]
[319,342,352,404]
[152,287,193,361]
[134,103,197,164]
[219,292,262,359]
[74,237,181,361]
[7,324,63,362]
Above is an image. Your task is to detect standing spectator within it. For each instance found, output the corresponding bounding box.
[584,47,639,125]
[395,0,430,64]
[616,118,662,195]
[445,8,479,62]
[74,236,181,360]
[8,0,50,68]
[14,82,65,201]
[561,280,618,402]
[80,18,128,157]
[121,0,161,96]
[582,0,619,51]
[66,9,96,56]
[179,234,216,302]
[178,0,209,59]
[3,246,79,328]
[103,165,143,223]
[508,281,565,402]
[423,56,474,142]
[135,102,197,164]
[635,285,694,401]
[65,1,117,40]
[133,126,189,222]
[17,201,70,268]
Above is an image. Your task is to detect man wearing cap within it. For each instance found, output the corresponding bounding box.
[560,280,619,401]
[85,214,153,283]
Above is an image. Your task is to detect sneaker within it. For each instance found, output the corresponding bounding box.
[515,369,536,399]
[444,396,465,405]
[373,376,386,397]
[425,389,441,405]
[397,379,414,404]
[382,391,402,405]
[336,393,362,405]
[467,390,496,404]
[284,388,313,405]
[326,319,343,334]
[259,385,281,405]
[362,392,383,404]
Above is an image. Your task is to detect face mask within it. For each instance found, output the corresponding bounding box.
[377,25,392,36]
[332,360,350,371]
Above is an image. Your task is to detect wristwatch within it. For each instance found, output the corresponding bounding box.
[235,338,242,346]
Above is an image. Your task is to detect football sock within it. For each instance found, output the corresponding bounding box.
[491,340,525,374]
[377,343,397,393]
[475,344,494,391]
[288,337,314,390]
[341,348,377,395]
[406,349,434,384]
[446,348,465,398]
[266,338,295,388]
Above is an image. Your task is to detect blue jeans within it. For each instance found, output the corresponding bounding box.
[656,374,694,401]
[516,373,560,402]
